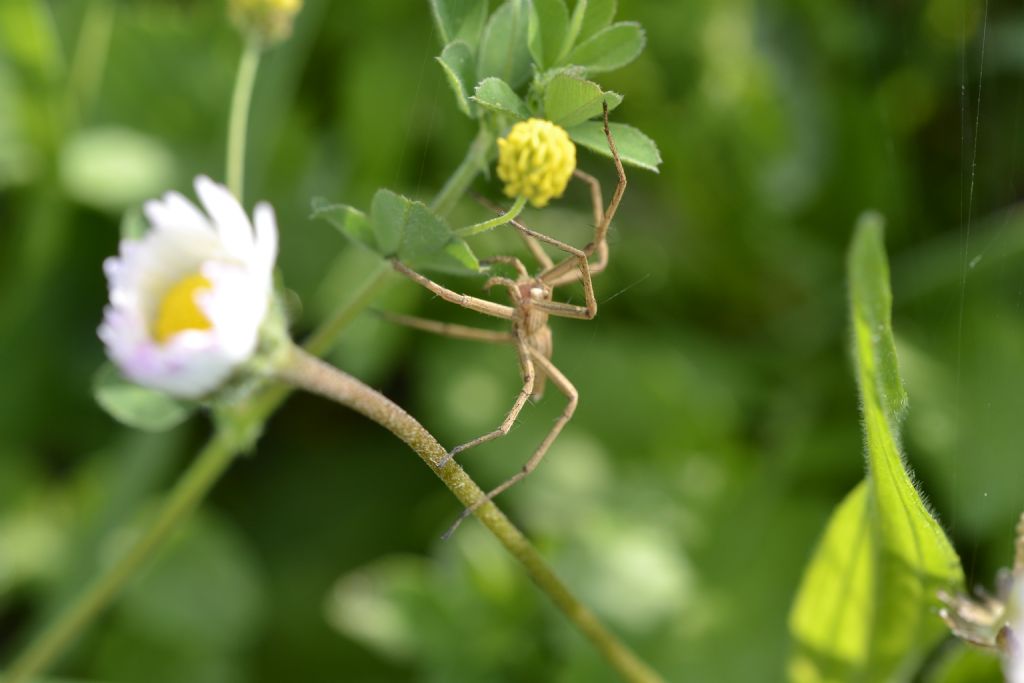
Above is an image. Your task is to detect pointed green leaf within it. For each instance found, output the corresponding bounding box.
[436,41,476,117]
[788,214,964,683]
[544,73,605,127]
[93,363,193,433]
[371,190,480,274]
[370,189,409,256]
[311,197,378,253]
[574,0,616,43]
[527,0,569,70]
[565,21,645,74]
[472,77,530,119]
[477,0,532,88]
[603,90,623,111]
[430,0,489,49]
[568,121,661,172]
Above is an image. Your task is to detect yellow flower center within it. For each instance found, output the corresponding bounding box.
[154,273,213,343]
[496,118,577,208]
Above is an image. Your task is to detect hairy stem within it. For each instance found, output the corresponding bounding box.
[277,345,665,683]
[226,39,262,200]
[430,126,496,217]
[457,194,526,237]
[1,268,392,682]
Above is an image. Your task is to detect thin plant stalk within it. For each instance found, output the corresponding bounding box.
[457,194,527,237]
[1,266,393,683]
[226,39,262,200]
[277,345,666,683]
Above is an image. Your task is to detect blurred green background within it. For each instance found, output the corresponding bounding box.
[0,0,1019,681]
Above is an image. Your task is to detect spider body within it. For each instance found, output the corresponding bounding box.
[387,105,624,536]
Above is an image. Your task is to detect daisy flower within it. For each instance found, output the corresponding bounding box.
[99,175,278,399]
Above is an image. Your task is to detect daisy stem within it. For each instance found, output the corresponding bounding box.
[276,345,666,683]
[456,194,527,237]
[2,266,392,683]
[226,38,262,201]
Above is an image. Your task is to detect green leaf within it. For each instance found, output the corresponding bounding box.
[527,0,569,70]
[436,41,475,117]
[311,197,378,253]
[603,90,623,111]
[788,214,964,683]
[568,121,661,172]
[429,0,489,49]
[565,21,645,74]
[544,73,605,127]
[472,76,530,119]
[573,0,617,43]
[93,363,193,433]
[370,189,480,274]
[477,0,532,88]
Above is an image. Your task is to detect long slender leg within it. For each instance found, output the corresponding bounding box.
[481,254,530,279]
[379,311,514,344]
[542,103,627,283]
[440,335,536,466]
[392,260,515,320]
[442,348,577,539]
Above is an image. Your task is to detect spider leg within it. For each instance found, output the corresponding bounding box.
[481,254,530,279]
[439,333,536,467]
[392,260,515,320]
[541,102,627,284]
[443,347,576,539]
[378,311,514,344]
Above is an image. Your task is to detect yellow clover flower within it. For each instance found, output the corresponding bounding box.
[496,118,576,208]
[99,176,278,398]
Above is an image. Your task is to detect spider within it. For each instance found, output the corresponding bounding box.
[939,510,1024,658]
[387,106,626,536]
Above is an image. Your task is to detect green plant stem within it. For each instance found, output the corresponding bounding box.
[276,345,666,683]
[430,126,496,217]
[226,39,262,200]
[3,429,240,683]
[66,0,116,125]
[457,194,526,237]
[2,267,392,683]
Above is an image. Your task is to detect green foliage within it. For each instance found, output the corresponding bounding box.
[429,0,489,49]
[93,363,193,433]
[312,191,480,274]
[430,0,659,173]
[477,0,532,88]
[788,215,965,683]
[568,120,661,171]
[472,76,530,119]
[544,72,607,127]
[565,21,645,74]
[528,0,570,70]
[436,41,476,117]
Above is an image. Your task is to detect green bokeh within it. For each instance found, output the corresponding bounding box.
[0,0,1020,681]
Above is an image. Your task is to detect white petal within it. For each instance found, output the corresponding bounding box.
[252,201,279,274]
[194,175,255,257]
[198,260,266,363]
[144,191,211,233]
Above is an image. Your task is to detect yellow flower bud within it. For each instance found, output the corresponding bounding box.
[229,0,303,44]
[496,118,576,208]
